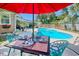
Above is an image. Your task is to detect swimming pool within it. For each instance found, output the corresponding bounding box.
[37,28,73,40]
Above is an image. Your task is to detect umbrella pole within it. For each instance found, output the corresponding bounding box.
[32,3,34,40]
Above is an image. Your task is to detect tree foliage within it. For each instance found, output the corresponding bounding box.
[16,20,29,27]
[37,13,57,24]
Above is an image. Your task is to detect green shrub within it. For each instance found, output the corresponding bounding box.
[0,37,4,42]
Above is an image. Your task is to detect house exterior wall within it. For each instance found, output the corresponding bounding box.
[0,9,16,33]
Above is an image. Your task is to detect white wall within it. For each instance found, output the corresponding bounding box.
[65,24,79,31]
[75,24,79,31]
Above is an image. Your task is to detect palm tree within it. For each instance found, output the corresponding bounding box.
[61,4,78,31]
[69,4,78,31]
[59,8,69,30]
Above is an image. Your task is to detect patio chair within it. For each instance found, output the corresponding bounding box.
[50,40,69,56]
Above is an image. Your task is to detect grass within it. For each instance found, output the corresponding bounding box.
[0,38,3,42]
[0,37,5,44]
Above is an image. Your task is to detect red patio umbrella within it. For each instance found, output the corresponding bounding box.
[0,3,72,14]
[0,3,72,40]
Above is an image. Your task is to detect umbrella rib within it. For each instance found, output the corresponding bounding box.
[38,3,41,14]
[37,3,41,18]
[23,4,27,13]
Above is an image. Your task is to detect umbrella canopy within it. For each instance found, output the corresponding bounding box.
[0,3,72,14]
[0,3,72,40]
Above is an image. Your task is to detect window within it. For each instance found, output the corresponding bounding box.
[1,15,10,24]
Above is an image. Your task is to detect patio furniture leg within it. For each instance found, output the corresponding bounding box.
[8,48,11,56]
[20,50,23,56]
[13,49,15,52]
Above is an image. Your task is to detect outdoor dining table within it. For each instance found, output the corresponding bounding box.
[5,37,50,56]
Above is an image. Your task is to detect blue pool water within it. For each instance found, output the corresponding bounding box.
[37,28,73,40]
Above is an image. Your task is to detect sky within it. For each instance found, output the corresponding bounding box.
[55,10,63,16]
[19,14,37,21]
[19,10,64,21]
